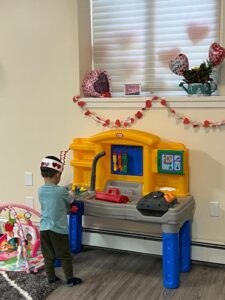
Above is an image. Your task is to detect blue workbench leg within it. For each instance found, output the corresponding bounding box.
[69,201,84,254]
[162,232,179,288]
[179,220,191,272]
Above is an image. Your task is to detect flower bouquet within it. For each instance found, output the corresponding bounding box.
[169,43,225,96]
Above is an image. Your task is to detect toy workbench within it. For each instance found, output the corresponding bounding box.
[69,129,195,289]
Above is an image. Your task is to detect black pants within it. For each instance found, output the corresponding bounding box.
[40,230,73,281]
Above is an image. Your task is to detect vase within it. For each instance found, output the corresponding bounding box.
[179,82,217,96]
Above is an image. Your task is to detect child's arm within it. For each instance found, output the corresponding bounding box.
[63,187,75,214]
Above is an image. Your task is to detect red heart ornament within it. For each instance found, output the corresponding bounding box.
[145,100,152,108]
[183,117,190,124]
[209,43,225,66]
[104,119,110,125]
[169,54,189,76]
[84,110,91,116]
[161,99,167,106]
[77,101,86,107]
[135,111,143,119]
[115,119,121,127]
[203,120,210,128]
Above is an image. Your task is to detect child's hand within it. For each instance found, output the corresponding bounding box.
[68,190,75,203]
[69,190,75,196]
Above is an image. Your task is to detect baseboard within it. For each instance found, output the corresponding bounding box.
[82,228,225,265]
[1,217,225,265]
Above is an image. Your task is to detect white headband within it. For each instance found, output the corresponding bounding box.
[41,158,64,172]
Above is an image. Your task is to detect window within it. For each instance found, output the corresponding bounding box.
[91,0,222,96]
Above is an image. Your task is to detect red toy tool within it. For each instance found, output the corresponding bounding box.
[95,188,129,203]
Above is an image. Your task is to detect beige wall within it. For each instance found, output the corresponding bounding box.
[1,0,225,245]
[0,0,81,203]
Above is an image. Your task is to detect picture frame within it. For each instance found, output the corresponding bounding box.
[157,150,184,175]
[124,83,141,96]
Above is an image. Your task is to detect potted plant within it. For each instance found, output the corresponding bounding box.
[179,60,217,96]
[169,43,225,96]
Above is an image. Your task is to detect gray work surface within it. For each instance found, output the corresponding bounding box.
[76,192,195,233]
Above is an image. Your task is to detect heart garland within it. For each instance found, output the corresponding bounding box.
[72,96,225,129]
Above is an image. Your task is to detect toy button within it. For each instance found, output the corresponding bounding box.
[164,192,176,203]
[71,205,78,213]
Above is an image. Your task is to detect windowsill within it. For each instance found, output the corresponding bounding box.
[80,96,225,109]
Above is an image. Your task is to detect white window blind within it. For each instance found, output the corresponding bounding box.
[91,0,220,95]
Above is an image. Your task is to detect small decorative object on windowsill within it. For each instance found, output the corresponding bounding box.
[179,61,217,96]
[169,43,225,96]
[82,69,112,98]
[124,83,141,96]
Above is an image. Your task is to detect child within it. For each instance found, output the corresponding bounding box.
[38,155,82,286]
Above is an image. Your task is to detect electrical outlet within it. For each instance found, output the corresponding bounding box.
[209,201,219,217]
[26,196,34,208]
[25,171,33,186]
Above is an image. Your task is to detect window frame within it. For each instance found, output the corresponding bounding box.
[77,0,225,105]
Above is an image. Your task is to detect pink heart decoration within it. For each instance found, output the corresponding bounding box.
[169,54,189,76]
[187,24,209,43]
[208,43,225,66]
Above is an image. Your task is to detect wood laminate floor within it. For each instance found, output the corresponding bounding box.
[46,247,225,300]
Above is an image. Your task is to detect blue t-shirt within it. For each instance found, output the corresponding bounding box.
[38,184,71,234]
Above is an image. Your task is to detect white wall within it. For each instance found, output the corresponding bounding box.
[1,0,225,246]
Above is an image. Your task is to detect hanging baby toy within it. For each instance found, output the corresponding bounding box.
[0,204,43,273]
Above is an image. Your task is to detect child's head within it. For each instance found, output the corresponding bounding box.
[40,156,64,179]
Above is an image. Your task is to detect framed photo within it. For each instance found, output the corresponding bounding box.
[124,83,141,96]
